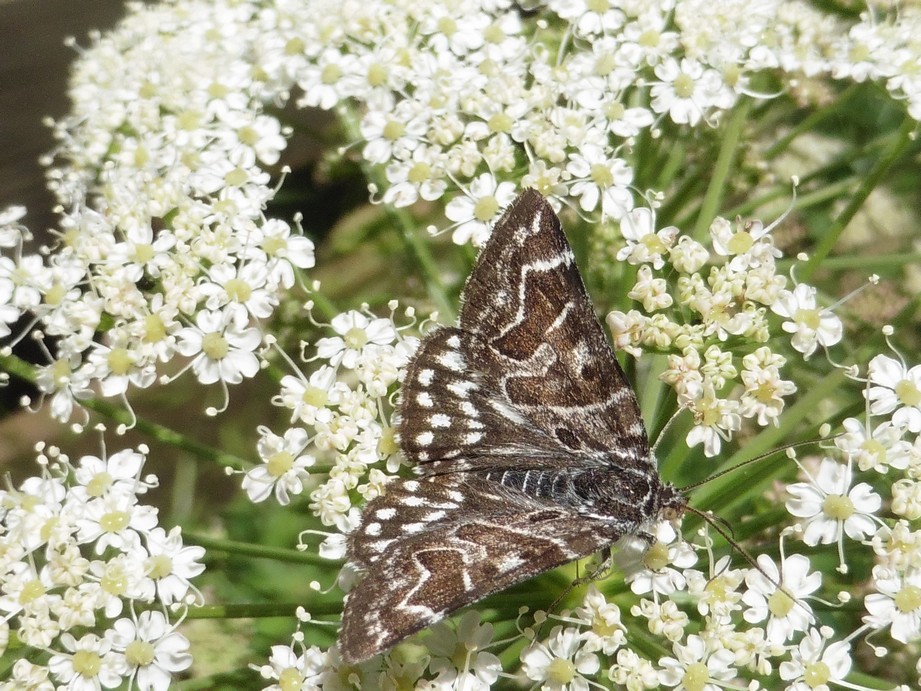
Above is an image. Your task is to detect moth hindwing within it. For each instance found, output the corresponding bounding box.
[338,189,686,664]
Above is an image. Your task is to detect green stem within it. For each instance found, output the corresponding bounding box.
[762,85,859,160]
[185,601,343,619]
[186,532,332,565]
[801,116,916,282]
[692,98,751,239]
[0,352,250,471]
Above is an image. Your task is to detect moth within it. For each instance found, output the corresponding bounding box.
[338,189,687,664]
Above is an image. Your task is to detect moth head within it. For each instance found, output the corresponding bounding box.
[658,483,688,523]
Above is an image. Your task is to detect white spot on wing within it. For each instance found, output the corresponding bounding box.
[375,507,396,520]
[403,522,425,534]
[417,392,434,407]
[417,368,434,386]
[446,334,461,348]
[430,413,451,428]
[416,431,434,446]
[365,522,381,536]
[437,351,464,372]
[447,381,477,397]
[464,432,483,444]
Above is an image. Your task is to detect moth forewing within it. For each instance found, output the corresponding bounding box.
[339,189,685,664]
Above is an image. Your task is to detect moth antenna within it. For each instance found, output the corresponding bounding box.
[650,406,685,458]
[677,436,834,492]
[685,505,814,618]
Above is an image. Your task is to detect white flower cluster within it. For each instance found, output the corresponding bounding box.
[0,446,202,690]
[608,210,842,456]
[3,0,920,423]
[243,306,416,538]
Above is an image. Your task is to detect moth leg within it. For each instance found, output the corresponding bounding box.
[532,547,617,640]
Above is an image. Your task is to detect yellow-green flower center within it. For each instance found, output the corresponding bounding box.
[344,326,368,350]
[895,379,921,407]
[320,63,341,85]
[382,120,405,141]
[487,112,513,134]
[147,554,173,579]
[19,579,45,605]
[407,162,432,184]
[278,668,305,691]
[860,438,886,465]
[642,233,667,255]
[727,230,753,255]
[87,471,113,498]
[643,542,670,571]
[378,426,399,457]
[72,650,102,678]
[225,277,252,304]
[894,584,921,613]
[822,494,854,521]
[101,510,130,533]
[768,588,794,617]
[589,163,613,188]
[437,16,457,36]
[674,72,695,99]
[547,657,576,684]
[133,242,154,265]
[794,308,821,330]
[202,332,229,360]
[803,660,831,688]
[108,348,132,376]
[126,639,156,667]
[682,662,709,691]
[473,196,500,222]
[303,385,328,409]
[267,451,295,477]
[144,314,166,343]
[366,63,388,87]
[224,167,249,187]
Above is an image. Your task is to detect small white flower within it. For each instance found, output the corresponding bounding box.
[622,523,697,597]
[771,283,843,358]
[520,625,599,691]
[314,310,398,369]
[257,642,326,691]
[243,427,316,505]
[572,586,626,655]
[275,366,344,425]
[107,610,192,691]
[48,632,126,690]
[175,308,262,385]
[426,611,501,690]
[143,526,206,606]
[785,457,881,547]
[778,627,852,691]
[566,144,633,220]
[616,207,678,270]
[444,173,517,246]
[658,634,737,691]
[742,553,820,644]
[835,417,911,473]
[864,566,921,644]
[866,354,921,433]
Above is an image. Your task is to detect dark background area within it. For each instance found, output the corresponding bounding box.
[0,0,127,243]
